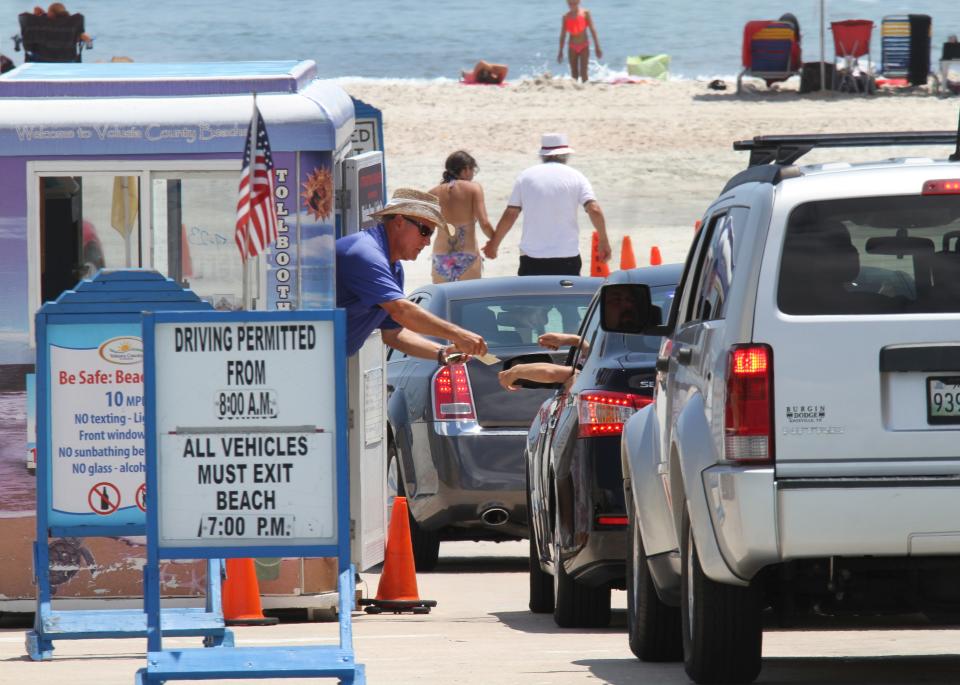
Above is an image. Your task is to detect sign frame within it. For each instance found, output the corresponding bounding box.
[27,270,228,662]
[143,309,349,561]
[140,308,363,684]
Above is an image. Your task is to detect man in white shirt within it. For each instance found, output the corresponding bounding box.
[483,133,611,276]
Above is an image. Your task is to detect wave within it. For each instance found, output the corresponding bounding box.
[333,70,743,86]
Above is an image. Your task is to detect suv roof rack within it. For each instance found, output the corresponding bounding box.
[734,131,960,168]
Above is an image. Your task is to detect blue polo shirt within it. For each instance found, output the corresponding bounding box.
[336,224,404,356]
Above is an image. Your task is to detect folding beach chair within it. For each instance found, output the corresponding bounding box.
[880,14,936,91]
[737,20,801,94]
[831,20,874,93]
[14,12,88,63]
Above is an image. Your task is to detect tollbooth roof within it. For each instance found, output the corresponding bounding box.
[0,60,355,155]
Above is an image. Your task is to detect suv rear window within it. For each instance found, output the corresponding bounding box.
[778,195,960,315]
[451,295,592,348]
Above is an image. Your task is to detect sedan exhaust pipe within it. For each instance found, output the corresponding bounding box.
[480,507,509,526]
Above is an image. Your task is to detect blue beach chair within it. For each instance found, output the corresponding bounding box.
[737,20,801,94]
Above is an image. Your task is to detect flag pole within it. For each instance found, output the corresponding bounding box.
[242,93,258,310]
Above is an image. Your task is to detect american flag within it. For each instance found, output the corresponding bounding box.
[235,101,278,261]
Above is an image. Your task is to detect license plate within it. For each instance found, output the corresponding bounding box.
[926,376,960,424]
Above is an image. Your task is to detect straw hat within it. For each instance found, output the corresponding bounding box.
[370,188,454,236]
[538,132,575,157]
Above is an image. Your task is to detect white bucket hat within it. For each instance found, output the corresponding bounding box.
[538,132,575,157]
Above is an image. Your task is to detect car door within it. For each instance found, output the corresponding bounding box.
[545,296,604,556]
[664,208,743,475]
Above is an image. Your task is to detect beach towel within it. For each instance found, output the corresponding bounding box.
[626,54,670,80]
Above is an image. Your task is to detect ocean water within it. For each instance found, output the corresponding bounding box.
[3,1,960,82]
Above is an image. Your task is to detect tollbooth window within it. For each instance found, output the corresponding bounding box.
[37,170,243,312]
[152,174,243,311]
[39,175,143,303]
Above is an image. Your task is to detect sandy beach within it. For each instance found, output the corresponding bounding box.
[342,78,960,290]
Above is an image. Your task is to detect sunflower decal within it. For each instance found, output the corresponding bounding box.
[301,167,333,220]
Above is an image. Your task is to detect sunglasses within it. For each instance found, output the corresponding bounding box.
[404,216,435,238]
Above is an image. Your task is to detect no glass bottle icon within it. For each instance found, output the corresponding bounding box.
[88,482,121,515]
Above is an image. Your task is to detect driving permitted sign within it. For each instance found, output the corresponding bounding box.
[150,316,338,551]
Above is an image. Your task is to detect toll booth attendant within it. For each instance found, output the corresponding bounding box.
[336,188,488,360]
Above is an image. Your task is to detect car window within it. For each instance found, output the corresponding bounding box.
[778,195,960,315]
[676,213,720,326]
[572,299,603,369]
[691,209,742,322]
[450,294,592,349]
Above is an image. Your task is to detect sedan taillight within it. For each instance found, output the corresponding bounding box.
[724,344,774,463]
[577,390,652,438]
[433,363,476,420]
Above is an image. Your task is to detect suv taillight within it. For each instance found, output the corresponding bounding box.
[577,390,652,438]
[724,344,773,463]
[433,363,476,420]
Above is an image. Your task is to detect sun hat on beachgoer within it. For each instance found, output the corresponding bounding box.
[370,187,454,235]
[538,132,575,157]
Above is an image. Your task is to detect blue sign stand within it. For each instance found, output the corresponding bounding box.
[28,270,233,661]
[137,308,364,684]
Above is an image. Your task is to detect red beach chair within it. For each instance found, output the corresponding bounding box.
[737,20,801,94]
[832,20,874,93]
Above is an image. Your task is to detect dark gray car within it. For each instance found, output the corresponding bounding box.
[386,275,600,570]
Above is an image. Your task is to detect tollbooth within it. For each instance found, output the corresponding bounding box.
[0,60,386,616]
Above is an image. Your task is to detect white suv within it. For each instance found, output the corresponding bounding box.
[611,131,960,683]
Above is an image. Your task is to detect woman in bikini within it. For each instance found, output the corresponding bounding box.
[428,151,495,283]
[557,0,602,82]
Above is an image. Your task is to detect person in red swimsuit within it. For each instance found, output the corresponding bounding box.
[557,0,602,82]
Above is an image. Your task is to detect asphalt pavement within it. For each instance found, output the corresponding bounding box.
[1,540,959,684]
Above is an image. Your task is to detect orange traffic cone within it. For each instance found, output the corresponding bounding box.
[590,230,610,277]
[650,245,662,266]
[620,235,637,270]
[222,558,279,626]
[359,496,437,615]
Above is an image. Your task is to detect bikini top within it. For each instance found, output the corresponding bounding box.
[565,13,587,36]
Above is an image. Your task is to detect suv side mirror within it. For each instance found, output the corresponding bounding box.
[599,283,661,334]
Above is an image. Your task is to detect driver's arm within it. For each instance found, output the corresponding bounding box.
[498,362,573,390]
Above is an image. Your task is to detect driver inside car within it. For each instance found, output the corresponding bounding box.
[499,286,643,390]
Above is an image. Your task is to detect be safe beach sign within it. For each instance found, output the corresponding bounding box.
[144,310,347,558]
[47,323,146,525]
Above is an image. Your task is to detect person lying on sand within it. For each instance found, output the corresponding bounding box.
[462,60,508,85]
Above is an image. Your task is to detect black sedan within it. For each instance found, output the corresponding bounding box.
[521,264,681,627]
[386,275,601,571]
